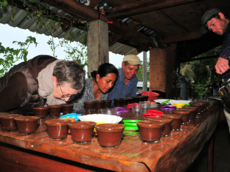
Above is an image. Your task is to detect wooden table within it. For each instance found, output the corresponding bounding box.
[0,105,220,172]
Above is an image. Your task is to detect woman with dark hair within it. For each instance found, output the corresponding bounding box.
[0,55,85,115]
[73,63,118,111]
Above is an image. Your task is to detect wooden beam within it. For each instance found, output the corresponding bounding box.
[88,0,103,9]
[179,55,218,63]
[42,0,154,48]
[43,0,107,21]
[106,0,198,19]
[159,30,202,44]
[109,34,122,47]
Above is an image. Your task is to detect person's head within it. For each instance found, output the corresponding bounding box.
[52,60,85,102]
[91,63,118,93]
[200,8,229,35]
[122,54,141,80]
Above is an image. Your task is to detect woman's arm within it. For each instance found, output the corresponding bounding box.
[0,72,27,112]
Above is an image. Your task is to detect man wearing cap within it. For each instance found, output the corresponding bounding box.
[108,54,141,104]
[201,8,230,132]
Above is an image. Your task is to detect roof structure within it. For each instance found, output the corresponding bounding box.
[1,0,230,61]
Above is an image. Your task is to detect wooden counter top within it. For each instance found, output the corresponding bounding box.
[0,105,220,172]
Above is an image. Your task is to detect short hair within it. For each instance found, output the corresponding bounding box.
[91,63,118,79]
[53,61,85,93]
[124,61,129,66]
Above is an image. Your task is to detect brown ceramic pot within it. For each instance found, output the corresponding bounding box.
[172,110,191,124]
[94,101,104,109]
[68,121,96,144]
[137,120,164,142]
[127,98,134,104]
[149,117,173,137]
[45,119,70,140]
[95,124,125,148]
[14,116,40,134]
[84,102,95,110]
[33,107,49,118]
[0,114,22,131]
[182,106,198,120]
[133,97,141,103]
[0,112,10,128]
[190,102,205,114]
[48,105,62,116]
[103,100,112,108]
[161,114,182,131]
[123,98,129,106]
[62,104,74,114]
[114,99,123,107]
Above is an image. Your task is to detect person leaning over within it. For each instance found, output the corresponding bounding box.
[0,55,85,115]
[200,8,230,132]
[73,63,118,111]
[108,54,141,105]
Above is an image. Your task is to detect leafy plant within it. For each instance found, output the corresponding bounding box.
[0,36,38,77]
[180,46,222,98]
[136,60,150,81]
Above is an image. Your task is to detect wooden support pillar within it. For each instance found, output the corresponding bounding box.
[87,20,109,74]
[149,44,177,98]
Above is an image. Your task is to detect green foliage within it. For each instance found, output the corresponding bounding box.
[136,60,150,81]
[0,36,38,77]
[0,0,8,9]
[180,46,222,98]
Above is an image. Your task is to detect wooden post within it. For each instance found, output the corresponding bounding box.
[149,44,177,98]
[87,20,109,75]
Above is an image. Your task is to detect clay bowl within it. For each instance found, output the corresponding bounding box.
[14,116,40,135]
[133,97,141,103]
[0,114,22,131]
[84,102,95,110]
[95,124,125,148]
[142,96,149,101]
[33,107,49,118]
[103,100,112,108]
[114,99,123,107]
[161,114,182,131]
[137,120,164,143]
[94,101,104,109]
[172,110,191,124]
[122,98,129,106]
[148,117,173,137]
[190,102,205,114]
[48,105,62,116]
[181,107,198,121]
[45,119,71,140]
[62,104,74,114]
[127,98,134,104]
[68,121,96,144]
[0,112,10,128]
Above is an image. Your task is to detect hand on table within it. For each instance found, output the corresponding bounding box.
[215,57,230,74]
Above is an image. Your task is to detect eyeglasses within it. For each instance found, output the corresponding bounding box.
[59,84,72,98]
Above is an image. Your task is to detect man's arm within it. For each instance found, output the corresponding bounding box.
[215,57,230,74]
[0,72,27,112]
[215,34,230,74]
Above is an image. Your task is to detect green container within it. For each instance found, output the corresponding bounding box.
[123,120,142,130]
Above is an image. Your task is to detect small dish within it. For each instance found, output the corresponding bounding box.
[68,121,96,144]
[14,116,40,135]
[137,120,164,143]
[0,114,22,131]
[33,107,49,118]
[45,119,71,140]
[95,124,125,148]
[48,105,62,116]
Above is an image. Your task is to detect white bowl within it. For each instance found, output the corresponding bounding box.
[78,114,122,124]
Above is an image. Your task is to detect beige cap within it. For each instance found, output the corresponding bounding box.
[123,54,141,66]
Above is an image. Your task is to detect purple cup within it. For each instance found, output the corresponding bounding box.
[160,105,176,114]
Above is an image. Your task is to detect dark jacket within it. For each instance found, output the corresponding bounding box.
[0,55,56,115]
